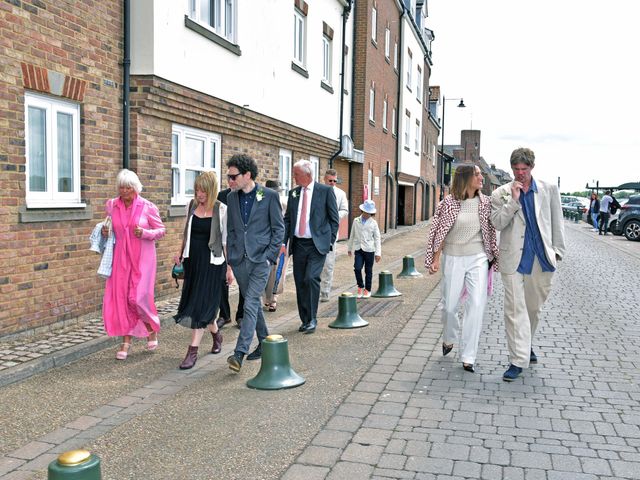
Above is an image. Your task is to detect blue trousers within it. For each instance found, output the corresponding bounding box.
[354,249,375,291]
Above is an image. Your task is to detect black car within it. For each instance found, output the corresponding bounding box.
[614,195,640,241]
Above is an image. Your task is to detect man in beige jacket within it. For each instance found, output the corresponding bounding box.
[491,148,566,381]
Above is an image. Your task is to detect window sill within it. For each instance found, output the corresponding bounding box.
[184,16,241,56]
[383,127,388,134]
[385,56,390,64]
[404,146,410,151]
[168,205,188,217]
[371,39,378,48]
[320,81,334,94]
[19,204,92,223]
[291,62,309,78]
[369,119,376,127]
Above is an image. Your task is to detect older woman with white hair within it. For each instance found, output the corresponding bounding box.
[102,169,166,360]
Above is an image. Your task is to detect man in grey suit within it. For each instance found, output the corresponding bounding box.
[282,160,339,333]
[225,154,284,372]
[491,147,566,382]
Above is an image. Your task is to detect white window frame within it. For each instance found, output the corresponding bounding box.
[382,97,388,131]
[293,8,306,66]
[393,41,398,70]
[406,50,413,89]
[322,35,332,85]
[415,120,420,152]
[384,27,390,59]
[25,92,82,208]
[171,124,221,206]
[371,6,377,43]
[188,0,237,44]
[416,65,422,101]
[279,148,293,196]
[392,106,397,136]
[369,85,375,122]
[309,155,320,181]
[432,144,437,166]
[404,111,411,147]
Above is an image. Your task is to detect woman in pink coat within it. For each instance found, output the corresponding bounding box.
[102,169,166,360]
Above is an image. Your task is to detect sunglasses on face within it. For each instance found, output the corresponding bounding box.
[227,173,241,181]
[327,179,337,183]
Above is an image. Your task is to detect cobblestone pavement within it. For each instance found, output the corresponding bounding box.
[1,220,639,479]
[282,221,640,479]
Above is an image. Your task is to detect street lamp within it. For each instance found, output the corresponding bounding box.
[439,96,466,200]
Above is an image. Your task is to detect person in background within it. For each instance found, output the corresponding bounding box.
[491,148,565,381]
[588,192,600,232]
[319,169,349,302]
[598,190,613,236]
[216,186,244,329]
[102,169,165,360]
[347,200,381,299]
[282,160,339,334]
[263,180,288,312]
[425,165,498,373]
[173,171,233,370]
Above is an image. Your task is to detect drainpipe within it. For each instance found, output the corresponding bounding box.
[123,0,131,169]
[393,6,405,229]
[328,0,353,169]
[384,161,390,233]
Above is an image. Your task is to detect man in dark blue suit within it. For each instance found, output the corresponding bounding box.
[282,160,339,334]
[225,154,284,372]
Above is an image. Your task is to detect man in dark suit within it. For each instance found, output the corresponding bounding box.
[225,154,284,372]
[282,160,339,334]
[216,187,244,329]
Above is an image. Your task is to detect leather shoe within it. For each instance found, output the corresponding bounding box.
[179,346,198,370]
[246,344,262,361]
[226,352,244,372]
[442,343,453,356]
[211,330,223,354]
[530,349,538,364]
[462,363,475,373]
[303,319,317,334]
[298,322,308,332]
[216,317,231,329]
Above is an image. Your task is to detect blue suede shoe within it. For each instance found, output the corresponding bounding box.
[530,349,538,364]
[503,364,523,382]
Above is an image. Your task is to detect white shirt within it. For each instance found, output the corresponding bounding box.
[333,186,349,220]
[600,195,613,213]
[295,181,314,238]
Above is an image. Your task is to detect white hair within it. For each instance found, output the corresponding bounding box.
[116,169,143,193]
[293,159,313,176]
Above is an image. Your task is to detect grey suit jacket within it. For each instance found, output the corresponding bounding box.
[490,179,566,274]
[283,182,339,255]
[226,184,285,266]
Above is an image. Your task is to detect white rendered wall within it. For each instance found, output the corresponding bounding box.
[397,14,424,178]
[131,0,352,143]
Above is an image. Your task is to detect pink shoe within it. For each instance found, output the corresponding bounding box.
[357,288,363,298]
[116,343,131,360]
[363,289,371,298]
[147,332,159,351]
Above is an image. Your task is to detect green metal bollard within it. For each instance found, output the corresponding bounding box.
[397,256,423,278]
[575,206,581,223]
[329,292,368,329]
[48,450,101,480]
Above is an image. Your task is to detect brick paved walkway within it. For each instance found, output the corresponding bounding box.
[282,221,640,479]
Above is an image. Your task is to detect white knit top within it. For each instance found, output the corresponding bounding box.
[443,197,484,257]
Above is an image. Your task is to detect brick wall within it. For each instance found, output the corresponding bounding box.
[0,0,123,336]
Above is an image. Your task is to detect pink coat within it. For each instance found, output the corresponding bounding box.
[102,195,165,337]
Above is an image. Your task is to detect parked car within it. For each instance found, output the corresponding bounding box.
[563,201,587,214]
[613,195,640,241]
[561,195,582,205]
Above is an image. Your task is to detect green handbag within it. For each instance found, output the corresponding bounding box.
[171,263,184,288]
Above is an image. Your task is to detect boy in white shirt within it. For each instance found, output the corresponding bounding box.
[347,200,382,298]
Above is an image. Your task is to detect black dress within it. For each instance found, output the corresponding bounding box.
[174,215,225,329]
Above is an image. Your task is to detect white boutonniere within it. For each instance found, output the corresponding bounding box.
[256,189,264,202]
[292,190,298,199]
[501,191,511,203]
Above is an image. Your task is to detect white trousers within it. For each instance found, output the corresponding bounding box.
[501,258,554,368]
[320,242,337,299]
[440,252,488,365]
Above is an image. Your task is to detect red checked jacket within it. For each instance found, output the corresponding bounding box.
[424,193,499,270]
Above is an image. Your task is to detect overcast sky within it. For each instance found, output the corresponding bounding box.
[428,0,640,193]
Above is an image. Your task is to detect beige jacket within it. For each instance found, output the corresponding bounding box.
[490,179,566,274]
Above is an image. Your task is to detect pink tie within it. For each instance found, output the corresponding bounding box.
[298,187,308,236]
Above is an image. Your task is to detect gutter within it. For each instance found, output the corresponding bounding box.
[393,5,406,230]
[328,0,353,169]
[123,0,131,169]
